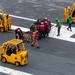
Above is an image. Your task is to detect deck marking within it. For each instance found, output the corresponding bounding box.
[0,66,33,75]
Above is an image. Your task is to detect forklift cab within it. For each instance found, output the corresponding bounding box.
[1,39,28,66]
[7,44,16,56]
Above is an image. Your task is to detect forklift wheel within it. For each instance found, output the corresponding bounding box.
[15,62,20,66]
[0,28,4,32]
[1,57,7,63]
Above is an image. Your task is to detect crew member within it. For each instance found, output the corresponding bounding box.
[15,28,24,39]
[67,16,73,31]
[39,22,45,39]
[55,18,61,36]
[44,17,51,27]
[30,24,35,32]
[31,29,39,48]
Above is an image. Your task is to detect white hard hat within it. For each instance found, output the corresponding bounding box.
[45,21,47,23]
[44,17,47,20]
[41,22,44,24]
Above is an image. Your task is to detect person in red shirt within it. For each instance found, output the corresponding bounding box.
[31,29,39,48]
[39,22,45,39]
[15,28,24,40]
[44,17,51,31]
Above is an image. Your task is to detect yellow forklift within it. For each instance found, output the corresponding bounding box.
[0,9,11,32]
[0,38,28,66]
[61,3,75,23]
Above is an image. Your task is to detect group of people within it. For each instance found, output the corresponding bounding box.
[14,17,51,48]
[55,16,73,36]
[30,17,51,39]
[30,17,51,48]
[14,16,73,48]
[15,27,40,48]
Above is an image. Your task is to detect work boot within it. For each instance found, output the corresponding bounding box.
[37,46,40,48]
[67,28,69,31]
[57,34,60,36]
[70,30,72,32]
[31,44,34,47]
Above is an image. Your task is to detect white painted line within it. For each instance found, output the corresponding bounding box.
[9,14,58,26]
[10,14,37,21]
[11,25,30,32]
[0,66,33,75]
[48,9,56,11]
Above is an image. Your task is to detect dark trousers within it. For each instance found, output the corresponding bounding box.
[68,23,72,30]
[45,29,49,36]
[15,32,23,40]
[58,27,61,36]
[40,31,45,39]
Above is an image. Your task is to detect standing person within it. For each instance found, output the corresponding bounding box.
[55,18,61,36]
[15,28,24,39]
[67,16,73,31]
[30,24,35,32]
[39,22,45,39]
[31,29,39,48]
[44,17,51,27]
[44,17,51,32]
